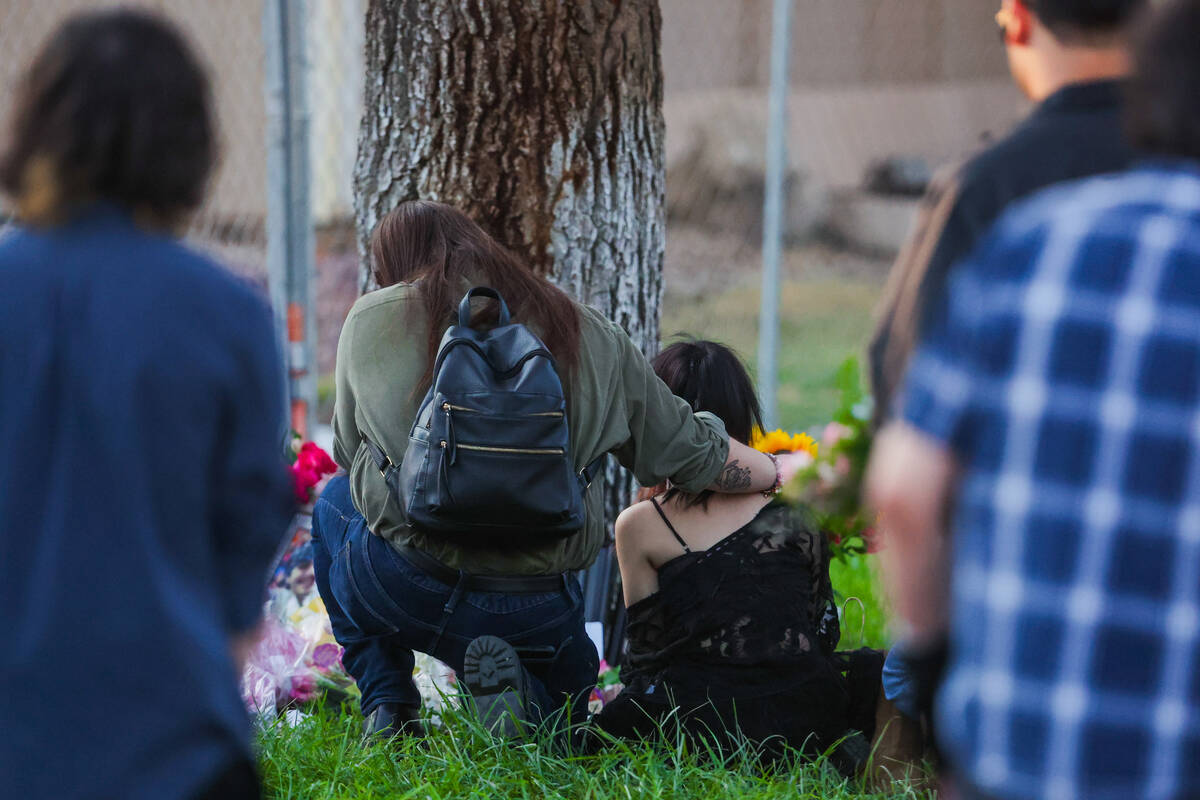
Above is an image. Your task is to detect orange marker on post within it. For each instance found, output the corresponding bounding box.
[287,302,308,439]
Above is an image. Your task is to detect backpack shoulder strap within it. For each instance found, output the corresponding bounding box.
[363,436,392,475]
[580,455,606,487]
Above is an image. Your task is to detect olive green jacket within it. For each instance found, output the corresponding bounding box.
[332,282,730,575]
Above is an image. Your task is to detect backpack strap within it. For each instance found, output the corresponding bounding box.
[363,436,393,476]
[458,286,511,328]
[580,455,606,488]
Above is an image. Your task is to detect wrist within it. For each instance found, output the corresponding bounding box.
[762,452,784,498]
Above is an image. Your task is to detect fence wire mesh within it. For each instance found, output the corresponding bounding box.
[1,0,1027,384]
[660,0,1025,294]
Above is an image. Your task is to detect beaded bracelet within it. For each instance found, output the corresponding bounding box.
[762,452,784,499]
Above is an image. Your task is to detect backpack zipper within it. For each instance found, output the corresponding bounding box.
[441,402,562,418]
[455,443,564,456]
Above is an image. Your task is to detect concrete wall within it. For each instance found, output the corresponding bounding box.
[660,0,1010,92]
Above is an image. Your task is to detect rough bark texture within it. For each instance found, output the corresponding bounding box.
[353,0,665,538]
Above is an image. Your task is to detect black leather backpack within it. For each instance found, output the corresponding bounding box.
[365,287,602,546]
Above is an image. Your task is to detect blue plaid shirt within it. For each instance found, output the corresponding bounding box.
[901,162,1200,800]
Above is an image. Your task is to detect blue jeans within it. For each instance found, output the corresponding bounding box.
[310,475,598,722]
[882,646,920,719]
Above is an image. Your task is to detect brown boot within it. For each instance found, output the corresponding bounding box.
[869,693,927,786]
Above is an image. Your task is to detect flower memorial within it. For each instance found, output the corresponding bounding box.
[242,438,354,716]
[753,357,877,563]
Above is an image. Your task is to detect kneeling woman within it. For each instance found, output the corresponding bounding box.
[314,202,801,738]
[595,341,851,758]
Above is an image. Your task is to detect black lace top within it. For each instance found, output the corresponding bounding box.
[596,502,851,753]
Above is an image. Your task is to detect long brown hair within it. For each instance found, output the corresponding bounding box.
[369,200,582,390]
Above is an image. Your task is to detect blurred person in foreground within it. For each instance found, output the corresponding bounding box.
[868,0,1147,730]
[0,10,293,800]
[867,1,1200,797]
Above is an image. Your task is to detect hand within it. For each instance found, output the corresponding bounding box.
[775,449,816,487]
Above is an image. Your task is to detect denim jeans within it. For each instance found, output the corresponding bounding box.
[881,646,920,719]
[310,475,598,722]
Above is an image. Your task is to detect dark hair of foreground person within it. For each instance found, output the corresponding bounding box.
[1025,0,1148,41]
[0,9,214,229]
[1125,0,1200,161]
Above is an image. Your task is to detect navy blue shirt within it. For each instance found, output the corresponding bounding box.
[0,206,294,799]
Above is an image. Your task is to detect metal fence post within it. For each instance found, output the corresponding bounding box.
[757,0,794,431]
[264,0,317,439]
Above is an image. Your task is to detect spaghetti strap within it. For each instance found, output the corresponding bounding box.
[649,498,691,554]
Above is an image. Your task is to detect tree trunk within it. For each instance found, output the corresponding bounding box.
[353,0,665,547]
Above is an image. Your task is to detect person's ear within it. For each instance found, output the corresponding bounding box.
[1008,0,1035,46]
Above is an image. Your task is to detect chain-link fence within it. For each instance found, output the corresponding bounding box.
[661,0,1025,283]
[1,0,1026,397]
[0,0,270,281]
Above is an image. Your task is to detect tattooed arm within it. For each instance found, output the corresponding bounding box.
[706,439,780,494]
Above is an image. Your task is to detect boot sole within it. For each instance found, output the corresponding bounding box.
[463,635,530,736]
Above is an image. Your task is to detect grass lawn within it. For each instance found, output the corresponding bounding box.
[261,271,914,797]
[258,702,931,799]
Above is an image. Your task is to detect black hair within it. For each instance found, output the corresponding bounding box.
[0,9,214,226]
[651,339,763,509]
[1126,0,1200,161]
[1027,0,1147,41]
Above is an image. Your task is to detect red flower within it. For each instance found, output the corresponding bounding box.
[297,442,337,476]
[291,465,321,504]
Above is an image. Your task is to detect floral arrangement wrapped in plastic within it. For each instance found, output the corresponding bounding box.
[752,357,877,562]
[241,438,355,716]
[242,437,461,719]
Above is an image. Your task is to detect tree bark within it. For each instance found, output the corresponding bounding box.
[353,0,665,543]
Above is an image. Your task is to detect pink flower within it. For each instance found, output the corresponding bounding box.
[288,672,317,702]
[822,422,852,450]
[834,454,852,479]
[312,642,342,670]
[601,683,623,704]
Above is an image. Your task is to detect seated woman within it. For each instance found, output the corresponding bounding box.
[594,341,853,759]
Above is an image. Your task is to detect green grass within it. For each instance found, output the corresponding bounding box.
[258,700,931,799]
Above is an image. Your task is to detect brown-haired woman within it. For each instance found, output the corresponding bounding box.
[312,200,807,738]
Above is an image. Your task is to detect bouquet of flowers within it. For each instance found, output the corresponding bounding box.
[587,661,624,714]
[287,436,338,504]
[753,357,877,562]
[243,438,355,717]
